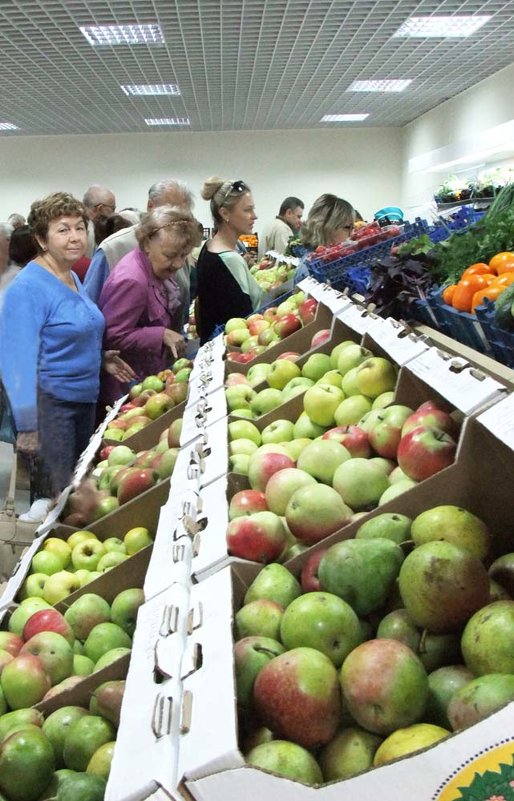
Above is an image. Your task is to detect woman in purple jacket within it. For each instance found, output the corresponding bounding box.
[98,205,202,408]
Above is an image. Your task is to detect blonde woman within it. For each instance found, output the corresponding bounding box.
[295,194,355,283]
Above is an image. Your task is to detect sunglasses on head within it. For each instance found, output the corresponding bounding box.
[222,180,248,201]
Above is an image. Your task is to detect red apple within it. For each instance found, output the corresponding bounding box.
[226,328,251,347]
[322,425,371,458]
[229,489,269,520]
[248,450,295,492]
[397,426,457,481]
[248,319,270,337]
[1,653,51,708]
[310,329,331,349]
[166,382,188,404]
[276,351,300,361]
[22,609,74,645]
[300,549,328,592]
[226,511,287,562]
[117,468,156,505]
[298,298,318,325]
[263,307,280,324]
[273,314,302,340]
[247,313,264,323]
[98,444,116,462]
[225,373,249,387]
[0,632,24,658]
[144,392,174,420]
[401,405,458,438]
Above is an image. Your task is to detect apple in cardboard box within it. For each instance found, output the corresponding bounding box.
[397,426,457,482]
[226,511,288,563]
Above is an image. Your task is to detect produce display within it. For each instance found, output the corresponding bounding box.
[233,500,514,785]
[441,252,514,314]
[307,221,402,266]
[248,255,296,293]
[18,526,153,602]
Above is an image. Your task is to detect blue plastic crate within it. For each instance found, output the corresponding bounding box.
[308,218,430,284]
[332,265,372,296]
[475,300,514,369]
[427,288,492,355]
[429,205,486,244]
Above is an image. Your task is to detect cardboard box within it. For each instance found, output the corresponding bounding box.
[105,581,191,801]
[103,400,192,451]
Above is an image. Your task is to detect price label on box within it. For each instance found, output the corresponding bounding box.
[407,348,507,414]
[336,302,378,335]
[367,317,430,366]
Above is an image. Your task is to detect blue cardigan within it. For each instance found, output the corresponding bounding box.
[0,261,105,432]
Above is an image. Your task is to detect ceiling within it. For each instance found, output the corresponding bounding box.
[0,0,513,136]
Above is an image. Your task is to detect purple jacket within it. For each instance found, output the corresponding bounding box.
[98,247,181,406]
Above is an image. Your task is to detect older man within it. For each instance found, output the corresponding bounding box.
[258,196,304,257]
[84,179,194,327]
[82,184,117,257]
[7,213,25,229]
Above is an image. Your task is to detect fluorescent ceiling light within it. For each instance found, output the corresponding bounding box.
[394,15,491,38]
[122,83,180,96]
[0,122,19,131]
[322,114,369,122]
[349,79,411,92]
[80,24,164,46]
[145,117,190,126]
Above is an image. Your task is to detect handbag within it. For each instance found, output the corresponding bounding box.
[0,450,38,583]
[0,381,16,446]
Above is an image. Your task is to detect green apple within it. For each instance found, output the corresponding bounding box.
[8,598,51,636]
[84,623,131,664]
[107,445,136,467]
[330,340,356,368]
[73,654,95,676]
[411,505,490,560]
[281,376,314,401]
[86,741,115,779]
[246,363,272,387]
[71,540,106,572]
[379,479,417,506]
[0,727,55,801]
[110,588,145,637]
[123,526,153,555]
[67,530,98,550]
[303,383,344,427]
[319,727,382,780]
[250,388,283,417]
[244,563,302,607]
[297,438,351,484]
[264,467,317,516]
[63,715,115,772]
[337,344,373,376]
[30,551,63,576]
[261,419,295,444]
[18,573,47,601]
[230,408,255,419]
[97,552,128,572]
[301,353,332,382]
[225,317,248,334]
[229,438,259,457]
[103,428,124,441]
[235,599,284,640]
[247,740,322,784]
[267,360,301,390]
[42,707,89,770]
[285,484,353,545]
[318,369,343,388]
[229,454,251,474]
[334,395,372,426]
[0,653,51,708]
[356,512,412,544]
[341,367,363,397]
[293,412,327,439]
[333,458,391,511]
[20,631,74,685]
[103,537,126,554]
[234,636,285,709]
[42,538,72,569]
[225,385,257,412]
[228,420,262,446]
[372,391,395,409]
[282,437,313,461]
[64,594,111,641]
[93,647,131,671]
[355,356,397,399]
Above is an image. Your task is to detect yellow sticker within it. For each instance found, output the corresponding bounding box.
[434,742,514,801]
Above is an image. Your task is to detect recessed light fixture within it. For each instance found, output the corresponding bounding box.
[145,117,190,126]
[122,83,181,96]
[0,122,19,131]
[321,114,369,122]
[349,79,411,92]
[80,24,164,46]
[394,15,491,38]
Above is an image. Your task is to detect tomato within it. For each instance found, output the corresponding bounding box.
[471,285,506,312]
[442,284,457,305]
[489,252,514,274]
[462,262,493,278]
[452,275,491,313]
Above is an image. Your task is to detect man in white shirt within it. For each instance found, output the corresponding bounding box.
[82,184,117,257]
[258,196,304,258]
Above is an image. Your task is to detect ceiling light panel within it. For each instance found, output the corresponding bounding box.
[349,79,412,92]
[121,84,180,96]
[79,23,164,46]
[322,114,369,122]
[394,15,492,38]
[144,117,190,126]
[0,122,19,131]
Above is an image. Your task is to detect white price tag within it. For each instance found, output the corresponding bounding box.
[367,317,429,366]
[476,394,514,450]
[336,302,377,334]
[407,348,506,414]
[297,276,321,295]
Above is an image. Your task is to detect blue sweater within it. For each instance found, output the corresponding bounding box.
[0,261,105,432]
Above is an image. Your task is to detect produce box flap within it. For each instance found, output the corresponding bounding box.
[144,491,196,601]
[476,392,514,451]
[365,316,430,366]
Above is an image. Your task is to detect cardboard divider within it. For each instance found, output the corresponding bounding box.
[105,582,191,801]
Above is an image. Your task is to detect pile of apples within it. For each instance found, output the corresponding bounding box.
[249,256,297,293]
[0,672,125,800]
[103,361,192,443]
[1,583,140,705]
[234,502,514,785]
[224,291,320,364]
[18,526,153,603]
[62,418,182,526]
[225,344,459,563]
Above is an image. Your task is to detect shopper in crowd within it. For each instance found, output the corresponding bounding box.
[84,179,194,329]
[7,213,26,229]
[294,193,355,283]
[98,205,202,408]
[8,225,38,268]
[195,177,263,344]
[94,212,133,247]
[0,191,135,517]
[82,184,117,257]
[258,196,304,257]
[0,222,15,309]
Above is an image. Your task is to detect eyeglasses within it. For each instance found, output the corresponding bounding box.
[95,202,116,213]
[221,179,248,201]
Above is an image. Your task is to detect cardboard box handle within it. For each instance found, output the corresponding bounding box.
[151,693,173,737]
[187,602,203,634]
[159,603,179,636]
[180,690,193,734]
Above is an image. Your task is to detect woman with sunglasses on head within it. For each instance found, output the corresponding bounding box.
[294,194,355,284]
[98,205,202,408]
[195,177,263,344]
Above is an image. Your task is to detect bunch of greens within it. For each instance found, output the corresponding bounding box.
[364,251,440,320]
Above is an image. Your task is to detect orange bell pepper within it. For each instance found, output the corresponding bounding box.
[452,275,491,313]
[489,252,514,274]
[442,284,457,305]
[471,285,506,312]
[462,262,494,278]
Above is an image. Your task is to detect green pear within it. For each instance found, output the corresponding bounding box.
[244,563,301,608]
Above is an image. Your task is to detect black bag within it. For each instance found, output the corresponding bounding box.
[0,381,15,446]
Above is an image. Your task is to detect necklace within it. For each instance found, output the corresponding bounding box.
[39,255,77,290]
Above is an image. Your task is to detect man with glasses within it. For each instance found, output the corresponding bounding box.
[82,184,117,257]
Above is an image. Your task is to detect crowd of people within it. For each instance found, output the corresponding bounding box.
[0,178,355,522]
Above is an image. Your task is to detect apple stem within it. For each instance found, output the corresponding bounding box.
[418,628,428,655]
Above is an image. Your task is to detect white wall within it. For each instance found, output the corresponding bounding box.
[402,62,514,217]
[0,128,403,232]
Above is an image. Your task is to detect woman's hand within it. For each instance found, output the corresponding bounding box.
[102,350,137,383]
[16,431,39,454]
[163,329,186,360]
